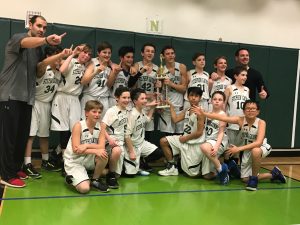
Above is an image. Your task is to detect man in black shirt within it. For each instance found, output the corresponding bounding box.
[226,48,269,101]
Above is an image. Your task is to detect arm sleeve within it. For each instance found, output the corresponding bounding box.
[128,71,142,88]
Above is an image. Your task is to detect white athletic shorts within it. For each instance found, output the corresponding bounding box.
[227,129,243,147]
[166,135,204,176]
[51,92,81,131]
[123,140,157,175]
[201,139,228,174]
[158,107,184,134]
[30,100,51,137]
[64,154,95,186]
[240,138,272,178]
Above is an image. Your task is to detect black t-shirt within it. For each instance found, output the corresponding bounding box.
[226,67,270,101]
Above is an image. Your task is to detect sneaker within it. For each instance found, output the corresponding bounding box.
[140,159,153,172]
[0,178,26,188]
[158,163,178,176]
[22,163,42,179]
[138,169,150,176]
[17,170,29,180]
[65,175,74,185]
[227,160,241,179]
[271,166,286,183]
[91,178,110,192]
[106,173,119,189]
[218,163,230,185]
[42,160,61,172]
[246,176,258,191]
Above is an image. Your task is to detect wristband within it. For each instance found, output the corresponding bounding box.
[45,36,50,45]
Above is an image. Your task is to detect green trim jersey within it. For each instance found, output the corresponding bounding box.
[137,61,158,94]
[35,65,61,102]
[82,58,112,97]
[57,58,86,96]
[64,120,101,160]
[102,105,128,145]
[185,69,209,100]
[227,84,250,130]
[111,69,130,97]
[182,108,205,144]
[210,76,232,96]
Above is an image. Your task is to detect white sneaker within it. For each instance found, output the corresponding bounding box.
[158,164,178,176]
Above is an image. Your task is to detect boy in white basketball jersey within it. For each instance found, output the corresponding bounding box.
[196,100,286,191]
[51,44,92,158]
[158,87,206,177]
[130,43,158,141]
[124,88,163,176]
[184,53,210,112]
[81,42,121,118]
[99,86,130,188]
[209,56,232,95]
[64,100,109,193]
[200,91,230,185]
[157,46,187,135]
[224,66,249,151]
[22,46,72,178]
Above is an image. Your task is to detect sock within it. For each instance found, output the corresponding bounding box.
[217,165,222,173]
[24,157,31,165]
[42,153,49,161]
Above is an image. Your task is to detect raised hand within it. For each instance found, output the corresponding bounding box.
[259,85,267,99]
[46,32,66,45]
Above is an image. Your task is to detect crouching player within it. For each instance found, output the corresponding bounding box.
[64,100,109,193]
[195,99,286,191]
[124,88,163,176]
[158,87,207,177]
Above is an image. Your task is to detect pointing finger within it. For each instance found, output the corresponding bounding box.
[60,32,67,38]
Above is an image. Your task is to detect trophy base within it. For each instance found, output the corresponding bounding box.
[156,76,167,80]
[156,104,170,109]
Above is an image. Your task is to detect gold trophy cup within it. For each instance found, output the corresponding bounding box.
[156,54,170,109]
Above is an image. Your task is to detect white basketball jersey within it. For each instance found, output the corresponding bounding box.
[227,84,250,130]
[241,117,260,145]
[137,61,158,94]
[126,107,149,146]
[35,65,61,102]
[102,105,128,145]
[163,62,184,107]
[205,110,227,141]
[64,120,101,159]
[185,69,209,100]
[57,58,86,96]
[111,69,130,97]
[82,58,112,97]
[182,108,205,144]
[210,76,232,96]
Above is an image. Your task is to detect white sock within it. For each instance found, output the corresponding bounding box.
[24,157,31,165]
[42,153,49,161]
[217,165,222,173]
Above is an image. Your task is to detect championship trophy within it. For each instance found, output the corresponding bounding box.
[156,54,170,108]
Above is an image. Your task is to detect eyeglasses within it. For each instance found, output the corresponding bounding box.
[244,108,257,112]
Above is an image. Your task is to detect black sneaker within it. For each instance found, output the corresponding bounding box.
[140,158,153,172]
[42,160,61,172]
[22,163,42,179]
[106,173,119,189]
[91,178,110,192]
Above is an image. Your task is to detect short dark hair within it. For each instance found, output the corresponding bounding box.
[97,41,112,53]
[161,45,175,55]
[235,48,250,57]
[118,46,134,57]
[44,45,62,58]
[141,43,156,53]
[213,56,227,65]
[233,66,247,76]
[130,88,146,102]
[187,86,203,97]
[243,100,260,110]
[114,86,130,98]
[211,91,226,101]
[192,52,205,61]
[29,15,46,24]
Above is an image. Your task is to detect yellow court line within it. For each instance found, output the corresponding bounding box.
[0,185,7,216]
